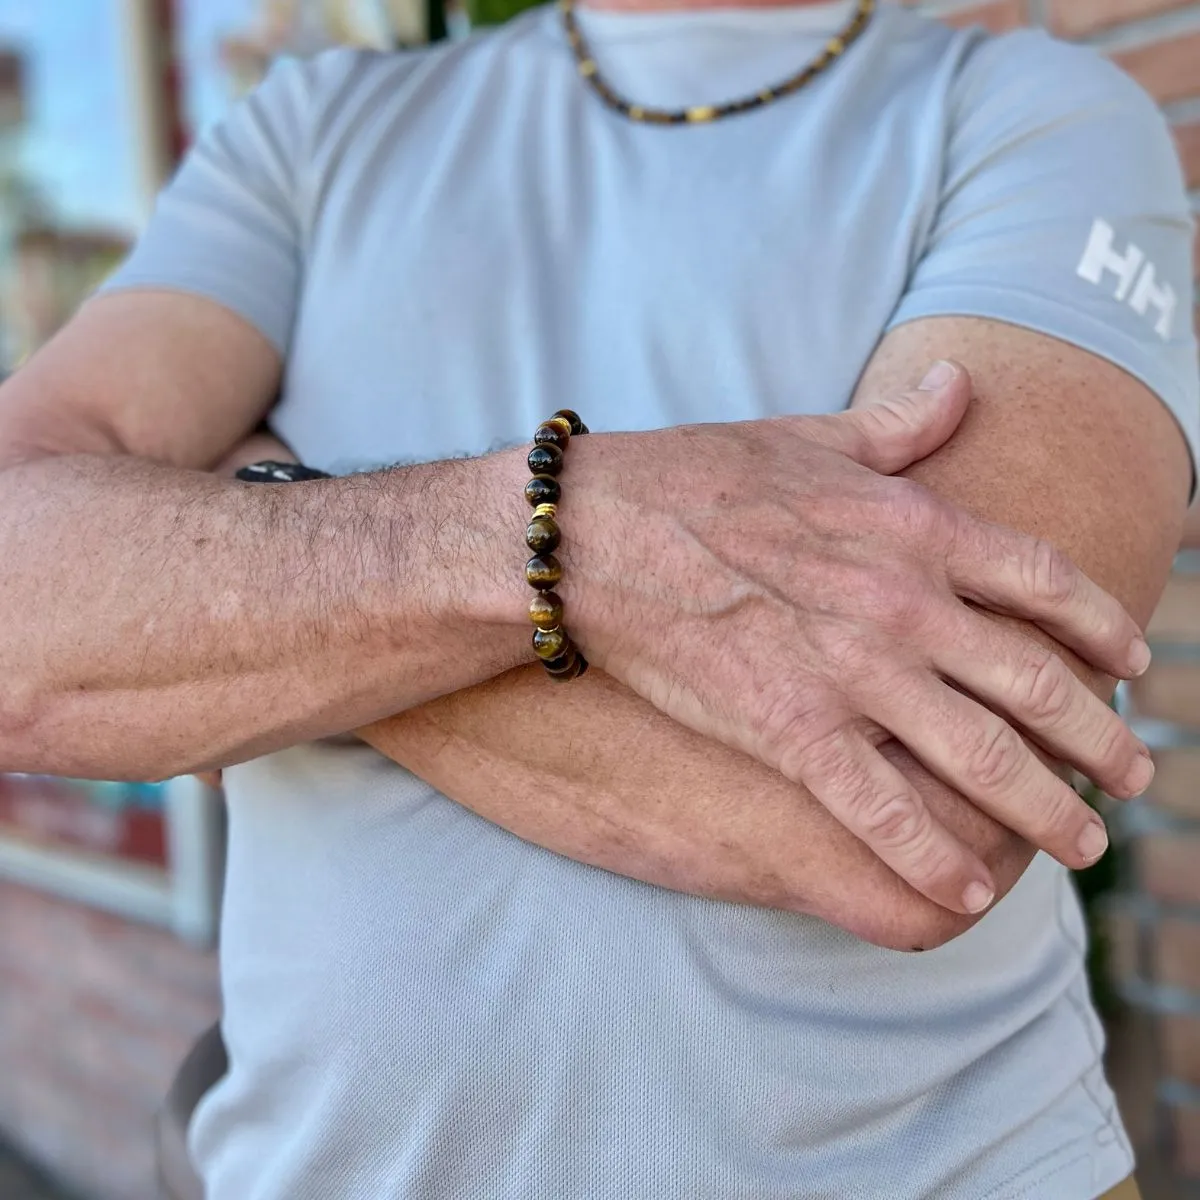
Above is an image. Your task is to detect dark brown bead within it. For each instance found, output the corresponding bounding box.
[546,653,586,681]
[533,627,569,660]
[525,475,561,507]
[541,648,576,672]
[526,554,563,590]
[526,516,561,555]
[529,591,564,631]
[553,409,586,436]
[527,444,564,476]
[534,417,572,449]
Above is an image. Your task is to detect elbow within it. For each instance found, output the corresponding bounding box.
[820,886,983,953]
[0,675,181,783]
[864,905,981,954]
[0,669,53,766]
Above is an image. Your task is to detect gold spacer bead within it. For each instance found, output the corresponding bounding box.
[533,503,558,520]
[827,36,845,54]
[628,105,646,122]
[578,58,598,77]
[686,105,717,123]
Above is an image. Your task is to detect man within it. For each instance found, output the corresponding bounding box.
[0,0,1195,1195]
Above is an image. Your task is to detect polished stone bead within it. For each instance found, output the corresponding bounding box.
[534,417,572,449]
[541,647,576,672]
[546,652,586,681]
[533,626,569,660]
[527,444,564,476]
[525,476,561,507]
[526,516,561,555]
[529,591,564,630]
[526,554,563,590]
[553,409,586,436]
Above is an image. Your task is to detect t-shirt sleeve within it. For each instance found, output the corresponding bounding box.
[887,30,1200,495]
[100,56,317,355]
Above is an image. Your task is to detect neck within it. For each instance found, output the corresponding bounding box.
[578,0,835,12]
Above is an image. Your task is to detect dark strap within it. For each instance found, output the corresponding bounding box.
[234,460,331,483]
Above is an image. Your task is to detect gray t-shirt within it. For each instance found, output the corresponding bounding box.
[106,3,1200,1197]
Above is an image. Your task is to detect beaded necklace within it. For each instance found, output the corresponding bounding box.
[560,0,875,125]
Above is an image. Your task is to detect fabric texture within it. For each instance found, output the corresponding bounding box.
[104,4,1198,1197]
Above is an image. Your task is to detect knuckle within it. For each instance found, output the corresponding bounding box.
[1027,782,1087,846]
[759,690,841,776]
[1019,648,1074,725]
[849,785,926,849]
[811,626,880,686]
[1093,710,1135,774]
[1023,538,1077,608]
[882,479,951,547]
[860,569,936,636]
[967,720,1026,791]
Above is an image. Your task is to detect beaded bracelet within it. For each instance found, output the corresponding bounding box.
[524,409,589,681]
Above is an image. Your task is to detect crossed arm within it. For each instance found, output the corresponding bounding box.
[0,293,1188,950]
[231,314,1189,949]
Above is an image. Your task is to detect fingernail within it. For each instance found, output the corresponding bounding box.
[962,881,995,914]
[1125,753,1155,796]
[1078,821,1109,863]
[1130,637,1151,677]
[918,360,957,391]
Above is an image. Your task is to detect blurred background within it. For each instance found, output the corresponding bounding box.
[0,1,1194,1198]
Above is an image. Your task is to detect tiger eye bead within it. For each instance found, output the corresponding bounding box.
[532,626,570,661]
[526,516,561,555]
[541,647,576,672]
[527,444,564,477]
[525,476,561,507]
[526,554,563,590]
[553,409,586,437]
[534,417,572,449]
[546,652,587,681]
[529,591,564,630]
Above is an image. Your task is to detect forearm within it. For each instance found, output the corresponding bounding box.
[359,670,1014,949]
[0,449,529,780]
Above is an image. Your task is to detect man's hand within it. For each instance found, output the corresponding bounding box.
[557,362,1148,914]
[221,367,1149,922]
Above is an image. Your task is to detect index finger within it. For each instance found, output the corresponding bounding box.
[945,517,1149,680]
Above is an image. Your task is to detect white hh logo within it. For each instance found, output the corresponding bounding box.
[1076,218,1176,342]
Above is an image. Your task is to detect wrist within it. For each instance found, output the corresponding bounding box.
[441,444,538,675]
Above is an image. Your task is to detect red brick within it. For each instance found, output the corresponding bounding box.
[1051,0,1195,35]
[941,0,1027,31]
[1129,662,1200,730]
[1155,916,1200,991]
[0,880,219,1200]
[1149,575,1200,642]
[1113,31,1200,105]
[1175,122,1200,190]
[1162,1014,1200,1085]
[1138,830,1200,904]
[1146,749,1200,820]
[1185,501,1200,551]
[1104,906,1141,984]
[1169,1104,1200,1178]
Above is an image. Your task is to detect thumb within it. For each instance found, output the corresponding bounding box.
[807,360,972,475]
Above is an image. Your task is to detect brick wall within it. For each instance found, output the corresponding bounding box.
[0,880,219,1200]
